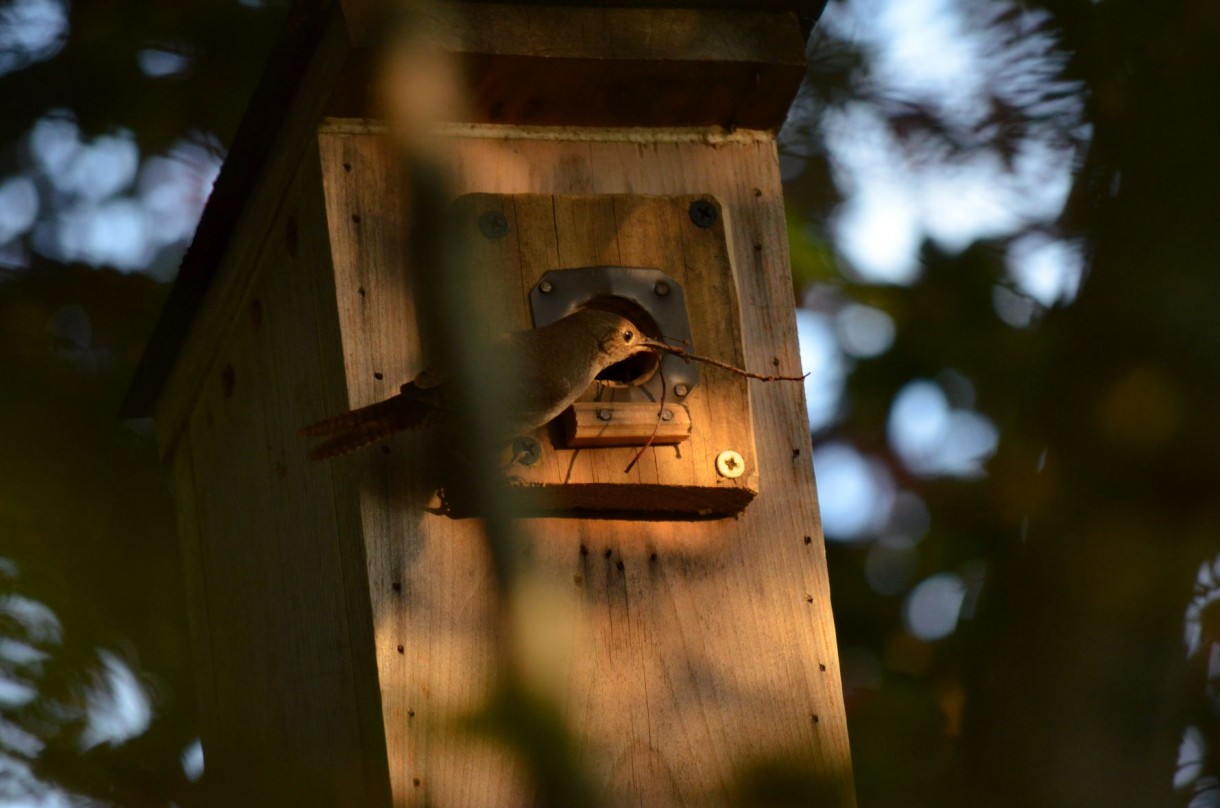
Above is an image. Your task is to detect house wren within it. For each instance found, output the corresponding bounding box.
[301,308,654,460]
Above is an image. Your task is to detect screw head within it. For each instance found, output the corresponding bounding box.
[654,281,670,297]
[673,383,690,397]
[479,210,508,239]
[716,450,745,479]
[596,408,613,421]
[511,436,542,466]
[689,199,718,229]
[538,280,554,294]
[660,409,674,422]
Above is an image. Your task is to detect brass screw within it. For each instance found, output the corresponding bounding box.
[660,409,674,422]
[538,280,554,294]
[716,450,745,478]
[654,281,670,297]
[674,384,689,397]
[597,408,613,421]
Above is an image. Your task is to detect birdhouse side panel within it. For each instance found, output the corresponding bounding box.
[168,141,391,804]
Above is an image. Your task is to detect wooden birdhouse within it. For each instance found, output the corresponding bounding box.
[124,0,855,804]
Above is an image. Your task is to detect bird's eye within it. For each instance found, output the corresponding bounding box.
[623,330,634,342]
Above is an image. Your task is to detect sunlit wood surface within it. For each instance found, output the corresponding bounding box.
[319,124,853,805]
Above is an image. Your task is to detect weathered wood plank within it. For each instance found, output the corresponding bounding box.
[564,401,691,447]
[168,440,221,782]
[331,6,808,130]
[318,122,853,806]
[448,5,806,131]
[445,191,756,513]
[319,132,526,806]
[169,142,391,804]
[457,131,851,805]
[609,194,704,490]
[543,194,649,489]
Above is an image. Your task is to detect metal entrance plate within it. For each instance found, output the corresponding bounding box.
[528,265,700,401]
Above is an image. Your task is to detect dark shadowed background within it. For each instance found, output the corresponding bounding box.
[2,0,1219,805]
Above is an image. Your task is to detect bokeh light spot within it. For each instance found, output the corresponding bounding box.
[0,0,68,76]
[1005,232,1084,306]
[835,302,896,358]
[181,738,205,782]
[815,0,1086,285]
[56,199,151,270]
[58,131,140,201]
[0,674,37,708]
[904,573,967,640]
[0,176,38,244]
[24,115,222,274]
[0,594,62,645]
[29,112,80,175]
[1176,725,1206,789]
[796,309,846,431]
[833,174,922,284]
[813,441,895,541]
[137,47,192,78]
[80,651,152,750]
[889,380,951,460]
[888,379,998,478]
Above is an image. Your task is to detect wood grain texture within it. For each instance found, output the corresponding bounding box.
[319,123,855,806]
[320,131,525,806]
[564,401,691,447]
[167,143,391,805]
[448,191,756,516]
[332,6,807,130]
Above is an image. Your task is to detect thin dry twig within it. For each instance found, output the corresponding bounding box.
[624,358,667,473]
[646,342,807,382]
[620,344,803,473]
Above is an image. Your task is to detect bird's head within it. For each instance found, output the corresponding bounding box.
[589,311,658,368]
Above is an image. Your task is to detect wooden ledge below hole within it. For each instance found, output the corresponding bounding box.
[563,401,691,447]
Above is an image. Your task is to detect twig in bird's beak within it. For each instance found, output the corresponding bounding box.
[624,352,667,474]
[640,340,807,382]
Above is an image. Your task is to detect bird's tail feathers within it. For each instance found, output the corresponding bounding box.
[300,393,430,460]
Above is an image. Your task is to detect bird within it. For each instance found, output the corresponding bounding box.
[300,307,654,460]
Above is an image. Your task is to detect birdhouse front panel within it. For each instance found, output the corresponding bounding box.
[316,122,851,807]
